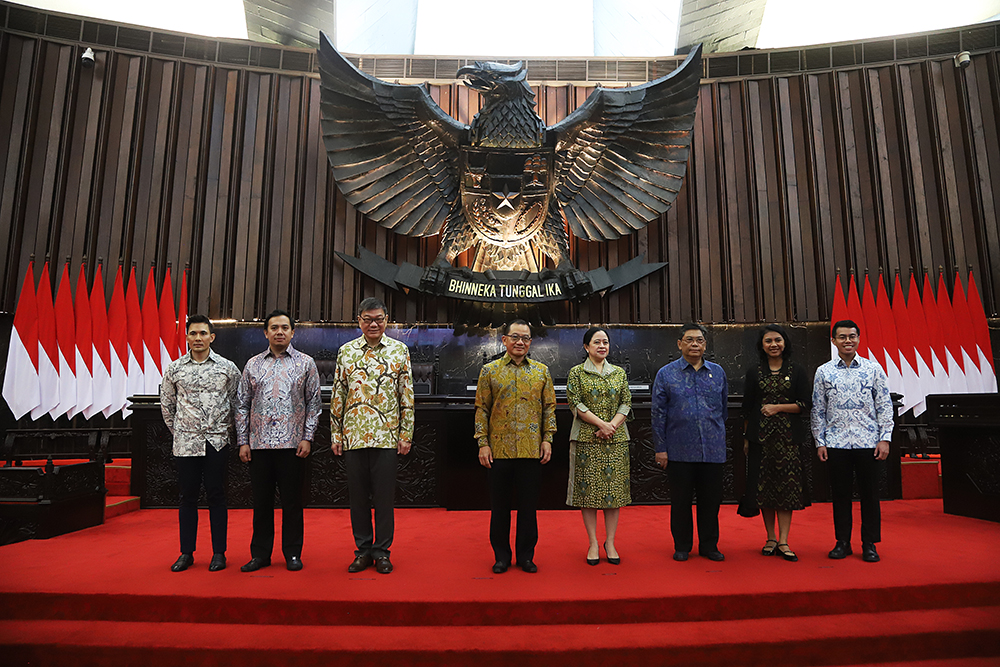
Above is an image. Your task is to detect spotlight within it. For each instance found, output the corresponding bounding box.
[954,51,971,69]
[81,47,95,68]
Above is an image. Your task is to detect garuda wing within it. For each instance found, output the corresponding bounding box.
[548,45,702,241]
[318,33,467,237]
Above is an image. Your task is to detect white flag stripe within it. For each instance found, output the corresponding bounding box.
[84,346,112,419]
[2,331,41,419]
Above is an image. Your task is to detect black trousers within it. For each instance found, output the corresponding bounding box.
[667,461,724,553]
[174,443,228,555]
[249,448,305,561]
[827,447,882,544]
[489,458,542,565]
[345,448,397,559]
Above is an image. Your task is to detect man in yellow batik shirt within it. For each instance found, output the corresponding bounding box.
[330,297,414,575]
[475,319,557,574]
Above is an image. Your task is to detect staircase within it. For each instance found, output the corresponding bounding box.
[103,461,139,520]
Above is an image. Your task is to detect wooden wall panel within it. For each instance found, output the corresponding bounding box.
[1,28,998,326]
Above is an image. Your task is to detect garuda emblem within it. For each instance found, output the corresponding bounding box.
[318,34,701,298]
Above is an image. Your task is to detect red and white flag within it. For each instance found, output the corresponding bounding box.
[71,264,93,419]
[936,271,968,393]
[846,273,869,358]
[159,266,177,372]
[2,262,41,419]
[861,272,884,371]
[967,270,997,392]
[142,267,162,395]
[951,271,984,393]
[176,268,188,357]
[85,263,113,419]
[891,273,922,414]
[52,262,77,419]
[829,273,850,359]
[124,265,145,415]
[906,273,936,415]
[874,272,904,404]
[32,263,60,420]
[107,265,130,418]
[921,272,951,395]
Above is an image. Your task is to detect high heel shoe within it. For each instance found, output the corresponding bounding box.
[586,555,599,566]
[603,542,620,565]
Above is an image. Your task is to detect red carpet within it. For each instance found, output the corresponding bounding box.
[1,500,998,666]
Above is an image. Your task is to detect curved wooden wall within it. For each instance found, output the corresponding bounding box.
[1,26,998,325]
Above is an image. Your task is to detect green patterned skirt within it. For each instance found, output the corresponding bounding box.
[566,438,632,508]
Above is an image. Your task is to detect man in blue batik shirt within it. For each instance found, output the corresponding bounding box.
[812,319,894,563]
[652,323,729,563]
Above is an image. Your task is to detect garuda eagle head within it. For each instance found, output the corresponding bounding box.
[457,61,543,149]
[457,61,535,103]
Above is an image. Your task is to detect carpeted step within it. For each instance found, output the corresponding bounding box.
[104,496,140,520]
[104,465,131,496]
[4,580,1000,627]
[2,607,998,667]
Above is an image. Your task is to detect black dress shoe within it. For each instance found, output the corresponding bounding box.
[240,557,271,572]
[776,544,798,562]
[519,560,538,573]
[862,543,880,562]
[492,561,509,574]
[170,554,194,572]
[286,556,303,571]
[699,550,725,562]
[208,554,226,572]
[672,551,689,562]
[348,554,373,573]
[375,557,393,574]
[828,541,853,559]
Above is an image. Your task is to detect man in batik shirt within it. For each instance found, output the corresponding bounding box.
[652,323,728,563]
[475,319,556,574]
[330,297,414,575]
[812,319,894,563]
[236,309,321,573]
[161,315,241,573]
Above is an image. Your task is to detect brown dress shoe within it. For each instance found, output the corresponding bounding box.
[348,553,373,573]
[375,556,393,574]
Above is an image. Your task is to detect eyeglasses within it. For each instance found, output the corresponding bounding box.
[834,334,859,341]
[360,315,386,325]
[505,334,532,342]
[681,337,705,344]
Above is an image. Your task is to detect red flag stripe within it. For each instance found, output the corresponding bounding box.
[846,273,869,358]
[125,266,144,372]
[876,272,901,370]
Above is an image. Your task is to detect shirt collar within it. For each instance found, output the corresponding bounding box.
[266,344,298,359]
[835,356,861,369]
[179,350,218,365]
[501,352,529,367]
[583,357,615,376]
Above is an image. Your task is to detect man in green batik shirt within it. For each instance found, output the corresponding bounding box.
[330,297,414,575]
[475,319,557,574]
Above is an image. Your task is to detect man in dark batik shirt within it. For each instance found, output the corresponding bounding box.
[652,323,729,563]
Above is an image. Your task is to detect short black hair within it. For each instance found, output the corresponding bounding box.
[504,319,531,336]
[678,322,708,340]
[186,314,213,334]
[264,309,295,329]
[357,297,387,317]
[757,324,792,363]
[583,326,609,346]
[832,319,860,338]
